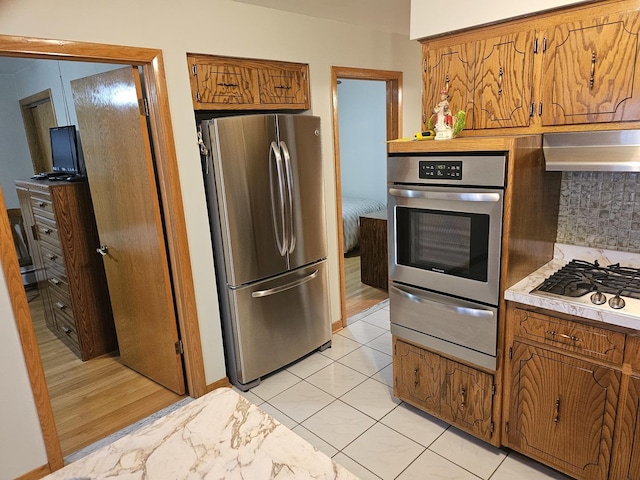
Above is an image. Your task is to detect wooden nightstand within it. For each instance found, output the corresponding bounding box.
[359,209,388,290]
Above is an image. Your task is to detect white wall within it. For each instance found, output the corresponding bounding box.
[410,0,589,39]
[0,0,421,475]
[338,79,387,205]
[0,75,33,208]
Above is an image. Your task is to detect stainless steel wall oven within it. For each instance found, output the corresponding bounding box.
[388,154,508,371]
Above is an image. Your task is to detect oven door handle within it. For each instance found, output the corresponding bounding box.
[390,285,495,318]
[388,187,501,203]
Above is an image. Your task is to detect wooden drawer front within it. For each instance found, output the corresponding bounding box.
[258,68,307,105]
[49,287,76,332]
[47,271,70,299]
[625,336,640,372]
[34,215,60,247]
[40,241,65,271]
[513,309,625,364]
[30,194,55,220]
[193,62,257,106]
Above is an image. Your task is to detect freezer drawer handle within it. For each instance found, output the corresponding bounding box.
[388,187,501,203]
[252,269,319,298]
[390,285,494,319]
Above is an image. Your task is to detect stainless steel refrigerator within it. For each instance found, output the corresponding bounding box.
[200,114,332,390]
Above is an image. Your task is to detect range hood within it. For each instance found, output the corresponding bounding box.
[543,130,640,172]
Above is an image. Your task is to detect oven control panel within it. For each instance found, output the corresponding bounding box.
[419,160,462,179]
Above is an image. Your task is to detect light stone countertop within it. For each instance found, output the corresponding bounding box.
[43,387,359,480]
[504,243,640,331]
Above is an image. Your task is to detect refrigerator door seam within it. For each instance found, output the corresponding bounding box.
[280,140,296,255]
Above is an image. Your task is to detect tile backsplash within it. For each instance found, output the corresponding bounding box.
[556,171,640,253]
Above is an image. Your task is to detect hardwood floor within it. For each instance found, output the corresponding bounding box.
[344,248,388,318]
[27,288,185,456]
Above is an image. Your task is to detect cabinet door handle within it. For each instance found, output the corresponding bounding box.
[62,326,71,335]
[46,253,57,261]
[49,278,60,286]
[460,386,467,412]
[554,397,560,424]
[414,367,419,387]
[41,228,52,235]
[55,302,66,310]
[38,201,46,208]
[96,244,109,256]
[589,51,596,89]
[497,66,503,97]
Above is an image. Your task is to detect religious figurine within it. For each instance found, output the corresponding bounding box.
[433,87,454,140]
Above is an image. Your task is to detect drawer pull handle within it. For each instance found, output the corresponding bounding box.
[460,386,466,412]
[55,302,66,310]
[42,228,52,235]
[545,330,581,343]
[38,201,46,207]
[553,397,561,424]
[589,51,596,89]
[47,254,57,261]
[49,278,60,286]
[414,367,419,387]
[217,82,239,88]
[96,244,109,257]
[62,326,71,335]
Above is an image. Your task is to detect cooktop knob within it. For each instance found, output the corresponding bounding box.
[608,295,626,310]
[590,291,607,305]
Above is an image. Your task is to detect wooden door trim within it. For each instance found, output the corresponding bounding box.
[330,66,402,330]
[19,88,57,173]
[0,34,206,473]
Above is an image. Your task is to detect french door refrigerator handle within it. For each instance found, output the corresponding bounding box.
[251,269,319,298]
[390,284,495,318]
[280,140,296,254]
[388,187,501,203]
[269,141,288,256]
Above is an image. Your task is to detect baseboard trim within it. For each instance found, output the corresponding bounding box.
[205,377,231,393]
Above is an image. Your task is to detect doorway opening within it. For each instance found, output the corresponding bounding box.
[0,36,205,473]
[330,66,402,328]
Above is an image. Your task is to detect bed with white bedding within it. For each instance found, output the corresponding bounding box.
[342,196,386,253]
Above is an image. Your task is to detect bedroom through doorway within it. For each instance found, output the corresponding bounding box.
[331,67,402,326]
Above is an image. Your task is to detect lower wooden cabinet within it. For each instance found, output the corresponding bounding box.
[502,304,640,480]
[505,341,619,480]
[393,337,497,445]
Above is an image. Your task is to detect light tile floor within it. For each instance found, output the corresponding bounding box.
[235,300,572,480]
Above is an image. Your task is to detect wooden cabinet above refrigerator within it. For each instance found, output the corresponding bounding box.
[187,53,310,111]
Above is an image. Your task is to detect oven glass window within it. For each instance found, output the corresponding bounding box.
[396,207,489,281]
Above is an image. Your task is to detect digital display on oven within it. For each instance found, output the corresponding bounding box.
[419,160,462,179]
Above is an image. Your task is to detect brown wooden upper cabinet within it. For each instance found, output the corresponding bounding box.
[422,41,476,129]
[420,0,640,134]
[539,8,640,125]
[187,54,310,111]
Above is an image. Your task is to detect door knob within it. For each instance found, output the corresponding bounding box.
[96,244,109,256]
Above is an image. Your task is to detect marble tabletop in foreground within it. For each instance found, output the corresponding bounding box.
[44,387,358,480]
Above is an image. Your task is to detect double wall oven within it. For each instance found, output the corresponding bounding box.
[388,154,507,371]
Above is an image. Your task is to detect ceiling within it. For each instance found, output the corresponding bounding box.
[232,0,411,36]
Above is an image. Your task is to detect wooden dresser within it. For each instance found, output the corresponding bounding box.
[16,178,116,361]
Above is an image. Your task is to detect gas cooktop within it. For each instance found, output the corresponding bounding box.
[532,259,640,314]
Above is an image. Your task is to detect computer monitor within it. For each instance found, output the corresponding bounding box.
[50,126,79,174]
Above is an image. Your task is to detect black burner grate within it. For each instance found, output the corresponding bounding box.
[536,260,640,300]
